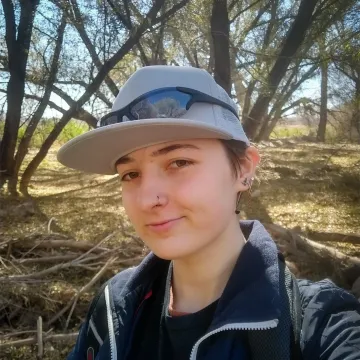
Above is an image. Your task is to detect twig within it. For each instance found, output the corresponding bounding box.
[76,264,101,271]
[74,231,116,262]
[37,316,43,359]
[64,256,115,329]
[6,240,12,259]
[0,260,80,282]
[15,254,79,264]
[0,330,37,340]
[22,232,70,240]
[3,256,23,274]
[119,222,143,247]
[123,231,143,246]
[0,255,9,270]
[20,234,50,260]
[0,238,12,248]
[47,218,56,234]
[0,332,79,349]
[76,251,113,264]
[13,239,109,253]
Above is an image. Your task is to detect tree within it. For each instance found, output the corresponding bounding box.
[330,1,360,141]
[19,0,190,195]
[7,14,67,194]
[0,0,190,195]
[242,0,320,139]
[0,0,40,188]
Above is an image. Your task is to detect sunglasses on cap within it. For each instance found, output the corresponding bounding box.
[98,87,239,127]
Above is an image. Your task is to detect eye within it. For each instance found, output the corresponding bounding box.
[121,171,139,181]
[169,159,194,169]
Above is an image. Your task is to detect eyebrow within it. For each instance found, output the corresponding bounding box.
[115,144,200,166]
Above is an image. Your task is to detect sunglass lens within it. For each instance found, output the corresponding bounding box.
[130,90,191,119]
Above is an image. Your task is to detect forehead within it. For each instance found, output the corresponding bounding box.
[115,138,222,168]
[131,138,220,156]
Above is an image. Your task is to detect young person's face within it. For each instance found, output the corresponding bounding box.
[116,138,257,260]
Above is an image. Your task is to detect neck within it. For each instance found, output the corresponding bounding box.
[171,219,246,314]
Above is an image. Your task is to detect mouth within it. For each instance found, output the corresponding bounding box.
[146,217,184,232]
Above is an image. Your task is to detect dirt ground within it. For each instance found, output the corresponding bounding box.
[1,140,360,359]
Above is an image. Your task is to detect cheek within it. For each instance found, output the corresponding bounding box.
[176,169,234,218]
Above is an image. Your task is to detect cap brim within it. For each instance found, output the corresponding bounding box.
[57,118,233,175]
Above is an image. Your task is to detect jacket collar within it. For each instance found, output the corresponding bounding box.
[118,220,281,327]
[210,220,281,329]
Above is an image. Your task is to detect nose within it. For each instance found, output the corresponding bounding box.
[136,168,169,211]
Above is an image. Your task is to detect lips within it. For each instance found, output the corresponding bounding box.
[146,217,183,232]
[147,218,181,226]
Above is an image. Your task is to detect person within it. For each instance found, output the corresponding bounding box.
[57,66,360,360]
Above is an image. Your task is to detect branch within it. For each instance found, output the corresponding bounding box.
[280,97,308,114]
[230,0,263,24]
[106,0,132,29]
[69,0,119,96]
[54,80,112,108]
[0,333,79,349]
[64,257,115,329]
[0,88,97,127]
[152,0,189,25]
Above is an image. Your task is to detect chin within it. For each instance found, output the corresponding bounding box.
[149,242,199,261]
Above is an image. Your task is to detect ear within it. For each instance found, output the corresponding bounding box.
[235,146,260,192]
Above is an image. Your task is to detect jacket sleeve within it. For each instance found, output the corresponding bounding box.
[298,279,360,360]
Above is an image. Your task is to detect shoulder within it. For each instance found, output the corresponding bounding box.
[297,278,359,311]
[297,278,360,359]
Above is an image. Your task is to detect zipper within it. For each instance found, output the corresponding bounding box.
[105,284,117,360]
[189,319,278,360]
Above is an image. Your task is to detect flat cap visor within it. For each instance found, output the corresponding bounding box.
[57,119,233,175]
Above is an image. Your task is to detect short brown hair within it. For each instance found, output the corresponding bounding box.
[220,139,248,179]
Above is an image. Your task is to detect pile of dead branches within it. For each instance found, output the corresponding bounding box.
[0,228,145,353]
[1,222,360,355]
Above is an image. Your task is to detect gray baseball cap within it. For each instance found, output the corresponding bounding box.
[57,65,250,175]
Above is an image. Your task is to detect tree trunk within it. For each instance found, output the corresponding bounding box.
[242,80,256,117]
[354,79,360,143]
[8,15,66,195]
[317,59,328,142]
[0,0,39,189]
[243,0,319,139]
[211,0,231,95]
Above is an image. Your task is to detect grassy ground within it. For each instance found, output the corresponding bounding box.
[1,140,360,359]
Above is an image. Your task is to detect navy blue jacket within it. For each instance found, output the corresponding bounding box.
[68,221,360,359]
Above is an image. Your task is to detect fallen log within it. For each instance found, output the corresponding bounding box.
[304,230,360,245]
[265,223,360,286]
